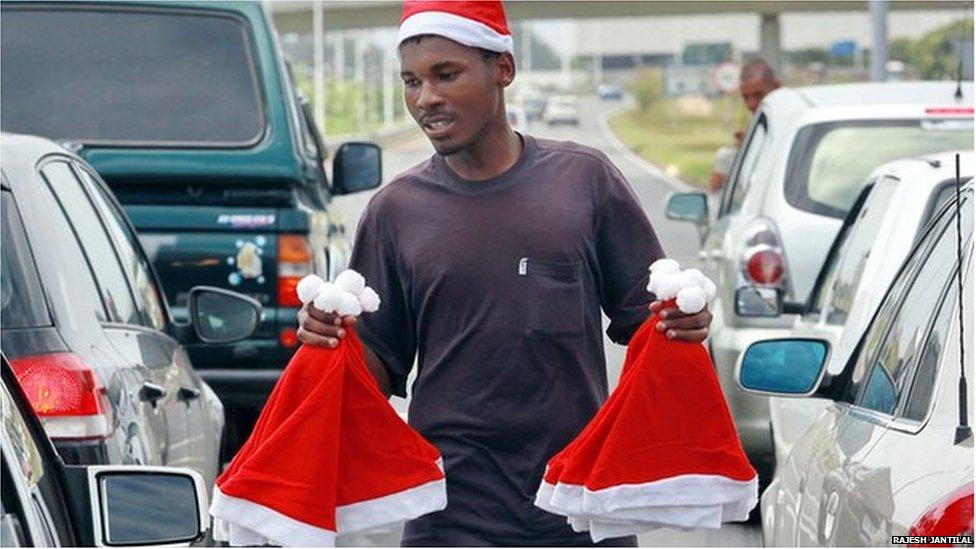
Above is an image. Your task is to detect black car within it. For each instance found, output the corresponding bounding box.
[0,133,260,488]
[1,353,210,547]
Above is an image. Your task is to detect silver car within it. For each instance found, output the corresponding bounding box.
[666,82,974,477]
[751,151,974,470]
[737,180,973,545]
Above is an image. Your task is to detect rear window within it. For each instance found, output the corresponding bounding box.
[1,192,51,329]
[0,5,264,147]
[785,119,974,218]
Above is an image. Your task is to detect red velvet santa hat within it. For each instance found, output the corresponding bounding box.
[398,0,513,53]
[535,260,757,541]
[210,272,446,546]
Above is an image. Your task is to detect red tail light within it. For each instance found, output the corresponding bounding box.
[278,234,313,308]
[746,247,785,284]
[924,107,974,117]
[10,353,114,439]
[279,328,300,348]
[908,483,974,546]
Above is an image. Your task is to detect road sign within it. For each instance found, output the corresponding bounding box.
[713,62,740,95]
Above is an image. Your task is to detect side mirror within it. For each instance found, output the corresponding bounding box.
[736,338,830,397]
[67,465,208,546]
[333,142,382,195]
[666,192,709,225]
[735,286,783,317]
[187,286,261,344]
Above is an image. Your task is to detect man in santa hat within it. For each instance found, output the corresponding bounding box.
[297,1,714,545]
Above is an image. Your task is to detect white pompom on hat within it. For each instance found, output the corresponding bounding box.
[398,1,514,53]
[645,259,716,314]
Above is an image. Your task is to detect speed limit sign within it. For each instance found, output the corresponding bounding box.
[713,62,741,94]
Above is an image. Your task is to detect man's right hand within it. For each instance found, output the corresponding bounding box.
[297,303,358,348]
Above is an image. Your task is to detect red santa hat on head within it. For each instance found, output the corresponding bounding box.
[398,0,514,53]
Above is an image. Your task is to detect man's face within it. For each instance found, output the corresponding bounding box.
[739,76,776,114]
[399,36,507,155]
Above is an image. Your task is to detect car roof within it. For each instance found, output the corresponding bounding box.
[869,150,975,184]
[763,81,973,114]
[0,133,76,192]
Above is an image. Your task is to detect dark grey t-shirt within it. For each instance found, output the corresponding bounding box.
[350,134,665,546]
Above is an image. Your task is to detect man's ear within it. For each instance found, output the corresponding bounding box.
[495,52,517,88]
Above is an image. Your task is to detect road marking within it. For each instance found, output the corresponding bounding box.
[597,108,694,193]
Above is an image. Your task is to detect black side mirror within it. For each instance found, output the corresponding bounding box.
[187,286,261,344]
[333,142,382,195]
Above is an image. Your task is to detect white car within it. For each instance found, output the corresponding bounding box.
[543,95,580,126]
[666,81,974,479]
[736,180,973,546]
[757,151,973,469]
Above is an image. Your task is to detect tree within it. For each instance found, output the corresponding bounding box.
[890,18,973,80]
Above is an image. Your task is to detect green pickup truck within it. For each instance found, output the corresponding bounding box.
[1,1,382,456]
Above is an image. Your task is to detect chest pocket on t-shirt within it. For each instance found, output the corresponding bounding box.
[518,257,585,337]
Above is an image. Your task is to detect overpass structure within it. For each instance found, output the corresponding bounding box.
[268,0,969,126]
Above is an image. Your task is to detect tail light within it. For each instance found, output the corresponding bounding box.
[279,327,300,348]
[740,218,788,288]
[9,353,114,439]
[908,483,974,547]
[278,234,313,308]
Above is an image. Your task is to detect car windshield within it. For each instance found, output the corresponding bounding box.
[1,192,51,330]
[0,6,264,147]
[785,119,973,219]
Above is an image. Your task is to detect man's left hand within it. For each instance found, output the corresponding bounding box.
[649,301,712,342]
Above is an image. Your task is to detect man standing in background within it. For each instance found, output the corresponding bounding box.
[709,58,780,193]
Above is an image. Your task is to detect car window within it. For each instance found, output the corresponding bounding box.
[823,180,897,325]
[1,6,264,146]
[854,195,971,415]
[40,162,139,325]
[0,193,50,329]
[74,166,167,331]
[785,120,974,219]
[902,280,958,422]
[724,113,768,216]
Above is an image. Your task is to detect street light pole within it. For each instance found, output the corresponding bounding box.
[313,0,325,129]
[870,0,889,82]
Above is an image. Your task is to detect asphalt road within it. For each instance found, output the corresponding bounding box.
[331,96,761,547]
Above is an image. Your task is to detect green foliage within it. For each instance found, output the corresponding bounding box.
[628,68,663,113]
[292,63,406,135]
[890,18,973,80]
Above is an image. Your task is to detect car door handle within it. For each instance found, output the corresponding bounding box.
[178,386,201,402]
[139,382,167,407]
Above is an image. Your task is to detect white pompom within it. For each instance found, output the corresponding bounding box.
[676,286,707,314]
[683,268,717,301]
[296,274,325,305]
[335,269,366,295]
[313,282,343,313]
[649,258,680,275]
[657,271,696,301]
[358,287,381,313]
[646,270,668,295]
[335,292,362,316]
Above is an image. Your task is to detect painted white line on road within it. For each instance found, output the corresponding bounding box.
[597,109,694,193]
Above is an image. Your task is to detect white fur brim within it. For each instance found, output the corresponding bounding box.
[534,473,757,541]
[210,476,447,546]
[398,11,513,53]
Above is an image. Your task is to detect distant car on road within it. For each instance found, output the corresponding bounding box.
[665,81,974,480]
[506,104,528,132]
[1,133,260,490]
[1,353,211,547]
[598,84,624,100]
[737,180,973,546]
[521,88,547,121]
[544,95,581,126]
[756,151,973,470]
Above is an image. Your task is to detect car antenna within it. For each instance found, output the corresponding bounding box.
[953,152,971,445]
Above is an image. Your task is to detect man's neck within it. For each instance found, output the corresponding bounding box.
[444,124,523,181]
